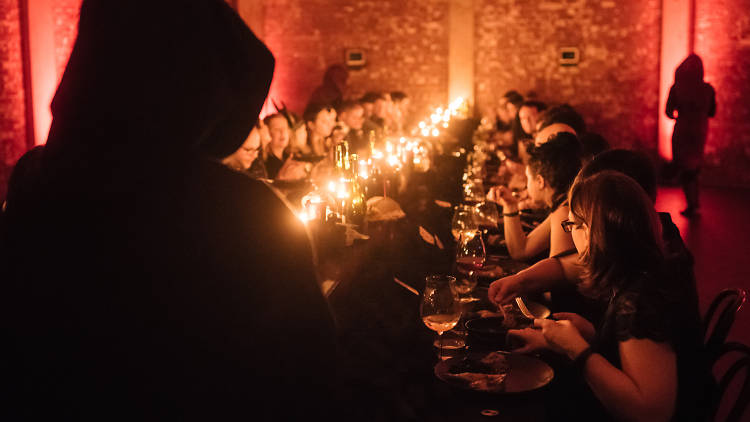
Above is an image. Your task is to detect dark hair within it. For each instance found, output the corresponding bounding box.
[520,100,547,112]
[579,132,610,158]
[537,104,586,135]
[577,148,657,203]
[336,100,363,114]
[359,91,383,104]
[263,112,289,127]
[390,91,407,102]
[302,102,331,123]
[527,132,583,197]
[569,171,664,299]
[503,90,524,107]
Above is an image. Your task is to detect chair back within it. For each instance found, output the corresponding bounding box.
[711,342,750,422]
[704,288,747,359]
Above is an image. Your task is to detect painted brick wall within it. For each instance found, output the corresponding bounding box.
[474,0,662,153]
[0,0,27,202]
[54,0,82,81]
[262,0,450,119]
[695,0,750,187]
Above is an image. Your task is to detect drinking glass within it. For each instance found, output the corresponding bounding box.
[454,230,486,301]
[421,275,461,360]
[451,207,478,241]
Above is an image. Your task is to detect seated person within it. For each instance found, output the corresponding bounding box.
[304,102,335,157]
[261,113,307,181]
[487,132,583,261]
[507,171,708,422]
[337,100,367,155]
[534,104,585,146]
[221,122,262,173]
[488,148,693,308]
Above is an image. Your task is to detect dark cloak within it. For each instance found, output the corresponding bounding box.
[666,54,717,170]
[1,1,338,420]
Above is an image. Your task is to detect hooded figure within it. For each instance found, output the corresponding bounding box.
[2,1,337,420]
[308,64,349,109]
[666,54,716,216]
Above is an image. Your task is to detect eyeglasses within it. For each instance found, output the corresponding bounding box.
[560,219,577,233]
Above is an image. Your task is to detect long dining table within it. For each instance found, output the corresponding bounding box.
[303,141,583,421]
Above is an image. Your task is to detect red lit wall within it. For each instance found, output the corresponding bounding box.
[474,0,662,154]
[262,0,450,119]
[694,0,750,187]
[0,0,27,202]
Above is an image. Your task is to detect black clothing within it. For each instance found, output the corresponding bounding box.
[593,266,710,421]
[247,153,269,179]
[2,1,338,420]
[264,151,287,179]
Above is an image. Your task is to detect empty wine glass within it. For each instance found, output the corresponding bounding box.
[421,275,461,360]
[454,230,486,302]
[451,207,478,241]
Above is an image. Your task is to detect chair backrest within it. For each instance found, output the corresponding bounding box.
[712,341,750,422]
[704,288,747,359]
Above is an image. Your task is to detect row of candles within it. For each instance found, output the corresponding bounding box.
[298,97,471,226]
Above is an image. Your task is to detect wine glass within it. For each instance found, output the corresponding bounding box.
[420,275,461,360]
[454,230,486,302]
[451,207,478,241]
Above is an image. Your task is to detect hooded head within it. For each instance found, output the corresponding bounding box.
[46,0,274,169]
[675,54,704,86]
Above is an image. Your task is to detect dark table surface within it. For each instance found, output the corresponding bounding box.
[314,147,581,421]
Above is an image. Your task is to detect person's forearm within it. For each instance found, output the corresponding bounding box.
[582,355,672,422]
[514,257,567,294]
[503,205,529,260]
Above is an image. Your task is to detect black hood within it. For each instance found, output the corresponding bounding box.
[45,0,274,167]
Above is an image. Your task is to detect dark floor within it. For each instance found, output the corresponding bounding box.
[654,185,750,347]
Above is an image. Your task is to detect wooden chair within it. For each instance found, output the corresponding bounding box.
[711,341,750,422]
[704,288,747,360]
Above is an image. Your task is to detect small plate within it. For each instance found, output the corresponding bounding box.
[435,351,554,394]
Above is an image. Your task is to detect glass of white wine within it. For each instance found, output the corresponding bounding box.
[420,275,461,360]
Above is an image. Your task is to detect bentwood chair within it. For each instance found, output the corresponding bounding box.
[711,341,750,422]
[704,288,747,361]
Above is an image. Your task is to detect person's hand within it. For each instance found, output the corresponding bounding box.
[488,274,524,306]
[552,312,596,342]
[487,185,519,211]
[533,318,590,360]
[276,157,308,181]
[507,327,549,354]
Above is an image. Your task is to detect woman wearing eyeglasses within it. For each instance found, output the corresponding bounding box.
[509,171,709,422]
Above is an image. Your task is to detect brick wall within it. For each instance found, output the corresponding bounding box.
[474,0,662,153]
[695,0,750,187]
[54,0,81,81]
[262,0,450,119]
[0,0,27,202]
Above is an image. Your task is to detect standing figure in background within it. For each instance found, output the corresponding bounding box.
[666,54,716,217]
[308,64,349,110]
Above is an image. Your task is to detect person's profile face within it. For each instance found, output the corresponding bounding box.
[313,110,334,138]
[519,106,539,135]
[506,101,519,118]
[525,165,544,203]
[342,106,364,130]
[373,99,387,118]
[568,210,589,255]
[223,127,260,171]
[268,115,290,151]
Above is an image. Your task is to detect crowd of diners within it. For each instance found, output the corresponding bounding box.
[0,1,714,421]
[472,90,710,421]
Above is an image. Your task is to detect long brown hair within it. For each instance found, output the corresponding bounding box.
[569,171,664,299]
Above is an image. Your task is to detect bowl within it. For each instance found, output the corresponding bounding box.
[465,316,508,352]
